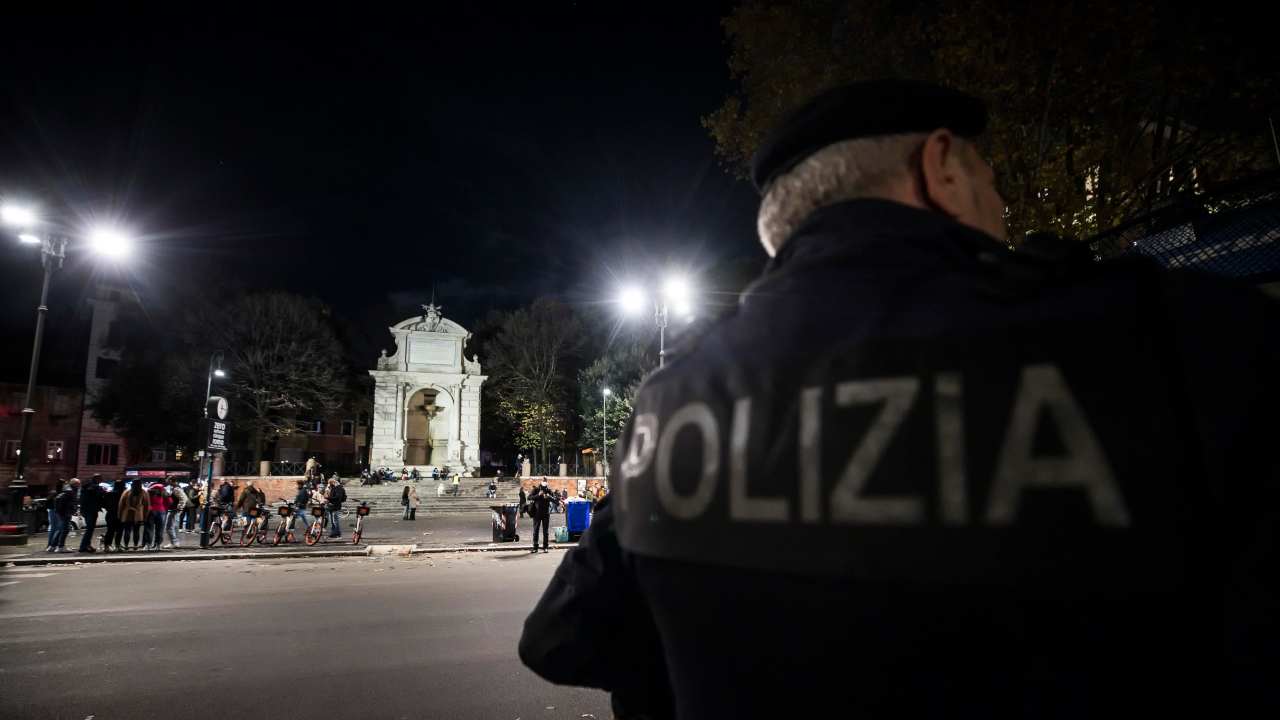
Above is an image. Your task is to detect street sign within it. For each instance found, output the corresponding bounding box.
[207,418,229,452]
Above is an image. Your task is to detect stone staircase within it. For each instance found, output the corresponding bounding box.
[343,477,521,516]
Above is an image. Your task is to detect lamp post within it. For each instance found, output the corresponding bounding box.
[2,204,132,531]
[618,274,694,368]
[601,387,612,475]
[198,353,226,548]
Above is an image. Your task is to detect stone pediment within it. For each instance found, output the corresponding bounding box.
[375,303,479,375]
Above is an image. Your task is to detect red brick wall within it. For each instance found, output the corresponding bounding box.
[518,476,608,498]
[214,476,308,504]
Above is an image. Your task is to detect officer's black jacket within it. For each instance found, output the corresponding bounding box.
[520,200,1280,718]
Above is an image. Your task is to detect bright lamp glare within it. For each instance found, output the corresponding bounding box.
[88,227,131,257]
[1,205,37,227]
[602,387,612,396]
[675,301,694,319]
[618,286,647,316]
[213,369,227,378]
[663,275,690,303]
[18,233,41,245]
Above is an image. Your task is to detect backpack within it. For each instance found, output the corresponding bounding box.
[330,484,346,503]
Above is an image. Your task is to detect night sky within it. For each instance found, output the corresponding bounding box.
[0,5,760,382]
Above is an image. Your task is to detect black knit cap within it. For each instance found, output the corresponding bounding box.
[750,79,987,192]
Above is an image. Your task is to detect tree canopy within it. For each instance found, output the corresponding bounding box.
[91,291,351,463]
[704,0,1277,240]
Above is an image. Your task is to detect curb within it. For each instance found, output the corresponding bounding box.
[411,543,576,554]
[1,542,582,566]
[3,547,371,566]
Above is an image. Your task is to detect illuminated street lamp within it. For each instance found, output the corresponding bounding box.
[1,201,134,528]
[616,273,696,367]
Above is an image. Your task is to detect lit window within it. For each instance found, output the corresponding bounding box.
[46,440,64,461]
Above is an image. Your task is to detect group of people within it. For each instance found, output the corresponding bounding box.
[216,474,348,539]
[36,471,353,553]
[42,474,204,553]
[516,479,608,519]
[360,465,455,487]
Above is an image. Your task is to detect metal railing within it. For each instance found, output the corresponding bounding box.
[1087,171,1280,280]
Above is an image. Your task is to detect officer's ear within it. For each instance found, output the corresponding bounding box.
[918,129,972,220]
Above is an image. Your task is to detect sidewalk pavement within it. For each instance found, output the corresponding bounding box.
[1,510,579,565]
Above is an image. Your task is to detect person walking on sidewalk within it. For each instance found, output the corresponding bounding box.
[118,480,148,551]
[47,479,78,553]
[451,472,460,497]
[519,485,528,518]
[407,484,419,520]
[527,480,554,553]
[102,477,125,552]
[325,477,346,538]
[76,475,103,553]
[401,484,411,519]
[164,477,188,548]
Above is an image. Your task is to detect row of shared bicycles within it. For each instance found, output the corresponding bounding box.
[205,501,370,547]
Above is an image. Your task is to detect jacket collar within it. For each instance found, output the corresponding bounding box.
[741,199,1012,304]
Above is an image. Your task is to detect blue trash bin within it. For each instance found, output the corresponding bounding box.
[565,500,591,539]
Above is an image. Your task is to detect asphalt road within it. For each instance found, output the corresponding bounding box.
[0,552,609,720]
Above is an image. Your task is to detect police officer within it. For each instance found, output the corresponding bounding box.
[527,479,554,553]
[519,80,1280,717]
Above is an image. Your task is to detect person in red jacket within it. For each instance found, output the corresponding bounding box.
[143,482,167,550]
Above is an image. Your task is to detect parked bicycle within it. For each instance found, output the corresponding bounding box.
[205,505,235,546]
[273,503,305,546]
[351,501,370,545]
[304,505,328,546]
[239,505,272,547]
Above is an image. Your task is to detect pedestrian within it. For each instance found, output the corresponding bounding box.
[325,477,346,538]
[431,466,439,483]
[401,484,411,519]
[451,472,460,496]
[400,468,409,485]
[164,477,188,548]
[518,79,1280,717]
[406,484,419,521]
[526,480,553,553]
[143,481,167,550]
[76,475,104,553]
[43,481,62,536]
[217,479,235,512]
[558,487,568,514]
[184,483,200,532]
[487,477,498,499]
[117,480,149,551]
[46,478,77,553]
[308,483,328,533]
[518,485,528,518]
[291,480,312,534]
[235,480,261,528]
[102,477,125,552]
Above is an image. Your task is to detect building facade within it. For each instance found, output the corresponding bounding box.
[368,304,486,475]
[0,383,84,497]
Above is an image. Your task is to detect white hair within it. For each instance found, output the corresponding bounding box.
[757,133,927,256]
